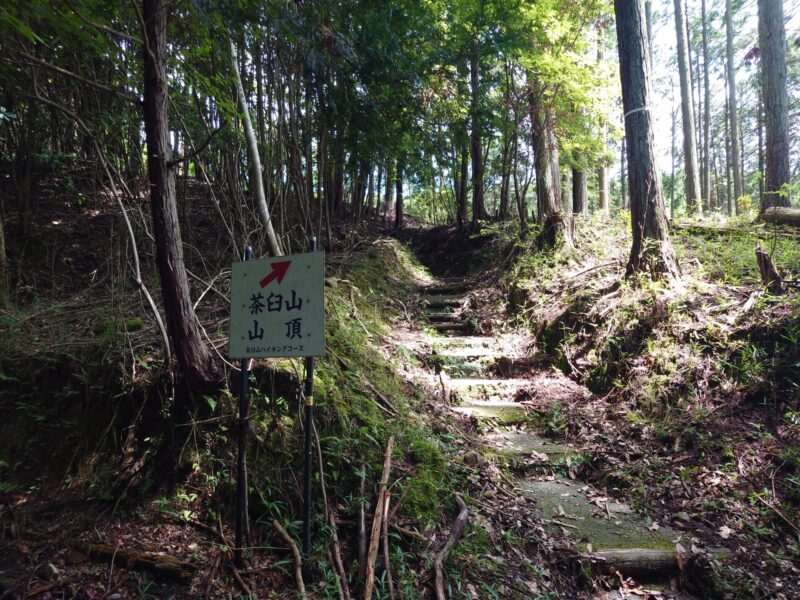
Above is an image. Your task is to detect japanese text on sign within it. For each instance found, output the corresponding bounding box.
[229,252,325,358]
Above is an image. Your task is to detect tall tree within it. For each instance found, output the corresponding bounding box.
[615,0,680,279]
[758,0,791,211]
[470,49,487,224]
[142,0,221,391]
[701,0,712,207]
[394,159,405,229]
[597,20,610,214]
[725,0,743,204]
[572,166,587,214]
[673,0,701,213]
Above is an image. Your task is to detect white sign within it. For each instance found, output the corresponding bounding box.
[229,252,325,358]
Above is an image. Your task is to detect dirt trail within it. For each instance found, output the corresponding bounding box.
[415,276,695,598]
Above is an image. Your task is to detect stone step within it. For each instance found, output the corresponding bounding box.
[424,284,468,295]
[426,354,497,378]
[426,306,457,315]
[452,400,529,425]
[484,430,573,461]
[421,294,464,308]
[431,322,471,334]
[517,477,680,563]
[448,378,528,400]
[428,313,459,323]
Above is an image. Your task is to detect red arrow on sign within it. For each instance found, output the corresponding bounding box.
[259,261,292,288]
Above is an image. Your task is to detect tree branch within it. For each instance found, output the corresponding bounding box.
[167,125,226,168]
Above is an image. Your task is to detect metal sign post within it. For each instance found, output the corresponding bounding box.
[229,241,325,567]
[302,237,317,560]
[234,246,253,568]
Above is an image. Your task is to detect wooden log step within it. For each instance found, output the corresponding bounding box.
[428,313,459,323]
[423,297,463,308]
[432,322,470,333]
[591,548,677,578]
[424,285,468,295]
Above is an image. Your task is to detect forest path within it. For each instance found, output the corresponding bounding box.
[416,277,692,597]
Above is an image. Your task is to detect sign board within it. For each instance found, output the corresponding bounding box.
[229,251,325,358]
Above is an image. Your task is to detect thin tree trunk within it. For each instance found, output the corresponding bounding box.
[470,50,486,225]
[725,0,744,204]
[615,0,680,279]
[458,140,469,227]
[757,68,765,205]
[671,103,677,216]
[383,158,394,223]
[725,94,734,215]
[230,41,283,257]
[701,0,712,208]
[394,159,404,230]
[621,135,627,209]
[0,210,8,308]
[529,77,570,249]
[758,0,791,211]
[572,167,587,215]
[142,0,221,391]
[597,22,609,214]
[674,0,701,214]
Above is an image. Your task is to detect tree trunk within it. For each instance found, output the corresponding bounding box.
[757,69,765,205]
[645,1,654,69]
[725,0,744,205]
[725,94,734,215]
[529,79,570,249]
[758,0,791,211]
[230,41,283,257]
[674,0,701,214]
[457,140,469,228]
[621,135,627,209]
[470,50,487,224]
[597,22,609,215]
[0,209,8,308]
[615,0,681,279]
[394,159,404,230]
[142,0,222,391]
[701,0,712,208]
[761,207,800,227]
[383,158,394,222]
[572,167,587,215]
[670,103,677,216]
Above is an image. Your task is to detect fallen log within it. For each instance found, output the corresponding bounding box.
[592,548,677,578]
[67,540,197,581]
[762,207,800,227]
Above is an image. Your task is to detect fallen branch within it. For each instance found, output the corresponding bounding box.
[754,495,800,537]
[315,424,351,599]
[364,436,394,600]
[357,462,368,582]
[434,495,469,600]
[273,520,306,599]
[67,540,197,581]
[381,493,397,600]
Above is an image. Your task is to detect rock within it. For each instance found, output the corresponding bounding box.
[672,511,691,524]
[44,563,60,581]
[463,450,481,466]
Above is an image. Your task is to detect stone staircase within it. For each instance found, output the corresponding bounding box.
[420,281,690,592]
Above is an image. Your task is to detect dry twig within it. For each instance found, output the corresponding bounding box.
[273,520,307,599]
[434,495,469,600]
[364,436,394,600]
